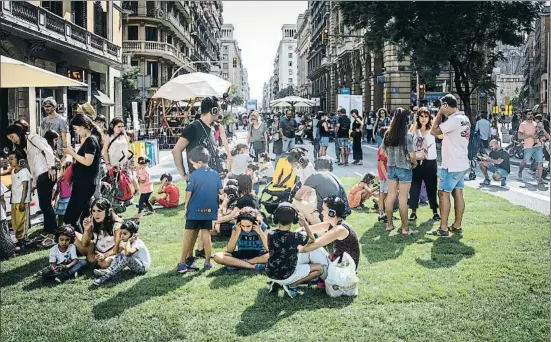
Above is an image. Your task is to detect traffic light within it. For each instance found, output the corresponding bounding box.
[232,57,237,68]
[321,28,328,44]
[419,84,425,99]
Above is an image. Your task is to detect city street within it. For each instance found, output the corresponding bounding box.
[151,128,550,215]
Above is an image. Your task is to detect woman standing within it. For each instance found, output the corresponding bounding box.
[408,107,439,222]
[373,108,390,147]
[270,114,283,166]
[247,111,268,162]
[351,109,364,165]
[62,114,102,232]
[103,118,130,169]
[382,108,418,235]
[318,113,330,157]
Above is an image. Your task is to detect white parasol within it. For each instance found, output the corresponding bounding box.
[270,96,316,108]
[153,72,231,101]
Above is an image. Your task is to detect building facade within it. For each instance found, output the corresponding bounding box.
[121,0,222,115]
[278,24,297,90]
[220,23,249,103]
[296,10,311,98]
[1,1,123,134]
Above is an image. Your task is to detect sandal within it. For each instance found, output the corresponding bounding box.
[401,229,418,236]
[385,225,395,232]
[40,238,55,247]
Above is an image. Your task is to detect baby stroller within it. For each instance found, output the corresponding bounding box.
[467,128,482,180]
[102,151,135,214]
[259,156,298,218]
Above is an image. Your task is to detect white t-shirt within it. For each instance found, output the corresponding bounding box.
[296,162,315,183]
[230,153,250,175]
[1,183,8,220]
[11,168,31,204]
[131,239,151,270]
[440,111,471,172]
[108,135,130,167]
[49,244,78,265]
[92,222,121,253]
[414,129,437,160]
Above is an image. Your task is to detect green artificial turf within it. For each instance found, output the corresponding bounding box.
[1,178,549,342]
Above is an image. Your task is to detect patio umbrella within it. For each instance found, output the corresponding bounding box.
[270,96,315,108]
[153,72,231,101]
[1,55,88,88]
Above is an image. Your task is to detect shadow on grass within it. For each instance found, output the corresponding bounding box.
[360,220,434,263]
[207,267,252,289]
[92,271,196,320]
[153,205,184,217]
[0,257,48,287]
[416,234,475,269]
[235,288,354,337]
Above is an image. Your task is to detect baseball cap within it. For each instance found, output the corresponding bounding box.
[440,94,457,107]
[42,97,57,107]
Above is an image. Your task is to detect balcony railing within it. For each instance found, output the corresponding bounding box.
[4,1,120,62]
[123,40,190,66]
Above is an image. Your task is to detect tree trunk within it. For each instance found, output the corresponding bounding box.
[451,62,476,124]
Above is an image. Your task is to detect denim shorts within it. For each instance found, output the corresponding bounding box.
[338,138,349,149]
[320,136,329,147]
[488,164,509,178]
[523,146,544,163]
[387,166,412,182]
[439,168,467,193]
[379,180,388,193]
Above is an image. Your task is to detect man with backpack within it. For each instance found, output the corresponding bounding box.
[335,108,351,166]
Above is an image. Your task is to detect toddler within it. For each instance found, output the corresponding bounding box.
[9,149,31,247]
[93,220,151,286]
[136,156,155,218]
[229,144,250,176]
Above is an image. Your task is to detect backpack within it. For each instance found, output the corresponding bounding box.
[328,173,352,218]
[108,167,134,201]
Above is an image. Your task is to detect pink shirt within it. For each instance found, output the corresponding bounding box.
[137,168,153,193]
[519,121,540,148]
[57,177,72,199]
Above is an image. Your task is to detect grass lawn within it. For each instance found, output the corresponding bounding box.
[1,177,549,342]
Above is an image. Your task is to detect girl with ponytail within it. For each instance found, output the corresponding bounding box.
[61,114,103,232]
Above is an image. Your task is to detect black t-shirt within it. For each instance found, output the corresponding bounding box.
[489,149,510,173]
[318,120,330,137]
[337,115,351,138]
[266,230,308,280]
[181,119,215,173]
[235,193,257,209]
[73,135,100,185]
[280,117,297,138]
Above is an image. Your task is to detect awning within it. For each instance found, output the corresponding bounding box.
[1,55,88,88]
[93,90,114,106]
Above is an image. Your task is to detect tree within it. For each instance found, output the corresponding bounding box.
[228,86,244,106]
[340,1,541,123]
[121,66,140,115]
[275,85,296,99]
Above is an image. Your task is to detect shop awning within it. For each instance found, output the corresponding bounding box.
[93,90,114,106]
[1,55,88,88]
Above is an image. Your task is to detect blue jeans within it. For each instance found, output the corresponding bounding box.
[387,166,413,182]
[439,168,467,193]
[282,137,295,153]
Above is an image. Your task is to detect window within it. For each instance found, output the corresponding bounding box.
[223,45,228,52]
[145,27,158,42]
[222,73,228,79]
[288,78,293,84]
[167,35,173,45]
[131,60,139,67]
[288,61,293,67]
[222,54,228,61]
[42,1,63,16]
[127,26,138,40]
[146,61,158,77]
[288,69,292,75]
[288,53,293,58]
[223,63,228,70]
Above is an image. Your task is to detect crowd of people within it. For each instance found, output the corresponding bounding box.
[1,93,548,298]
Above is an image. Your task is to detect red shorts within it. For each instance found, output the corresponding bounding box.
[158,199,178,208]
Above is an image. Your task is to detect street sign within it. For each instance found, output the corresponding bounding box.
[376,76,385,84]
[339,88,351,95]
[391,87,399,94]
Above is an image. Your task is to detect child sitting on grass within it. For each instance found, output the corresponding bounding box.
[266,202,321,298]
[93,220,151,286]
[213,206,268,271]
[348,172,379,210]
[150,173,180,209]
[257,152,274,185]
[247,163,260,194]
[176,146,223,273]
[34,225,87,283]
[229,144,250,176]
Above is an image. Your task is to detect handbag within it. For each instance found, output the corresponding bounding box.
[325,252,359,297]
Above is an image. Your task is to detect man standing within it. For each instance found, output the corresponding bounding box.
[40,97,68,158]
[475,112,491,150]
[279,110,297,153]
[517,111,548,185]
[429,94,470,237]
[335,108,351,166]
[479,139,510,187]
[172,96,221,181]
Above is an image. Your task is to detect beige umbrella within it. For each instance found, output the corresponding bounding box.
[1,55,88,88]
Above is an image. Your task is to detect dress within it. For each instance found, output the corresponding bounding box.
[352,120,363,161]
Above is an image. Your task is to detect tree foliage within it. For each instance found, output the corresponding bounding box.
[121,67,140,115]
[275,85,296,99]
[228,86,244,106]
[339,1,542,122]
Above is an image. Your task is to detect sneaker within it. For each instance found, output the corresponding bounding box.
[195,249,206,259]
[186,258,200,271]
[480,178,491,186]
[449,224,463,234]
[93,278,106,286]
[94,269,109,277]
[378,214,386,222]
[409,212,417,221]
[282,284,301,298]
[203,262,213,271]
[419,201,428,206]
[54,277,62,284]
[427,229,450,237]
[175,262,189,274]
[500,178,507,187]
[432,213,441,221]
[254,264,266,272]
[267,281,281,293]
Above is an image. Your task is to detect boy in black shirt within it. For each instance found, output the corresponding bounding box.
[479,139,511,187]
[266,202,322,298]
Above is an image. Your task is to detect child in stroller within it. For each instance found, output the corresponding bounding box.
[101,150,135,214]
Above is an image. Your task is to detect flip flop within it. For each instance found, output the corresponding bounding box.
[401,229,419,236]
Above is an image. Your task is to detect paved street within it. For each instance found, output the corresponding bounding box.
[150,128,550,216]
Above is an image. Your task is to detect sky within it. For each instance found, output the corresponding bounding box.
[222,1,308,101]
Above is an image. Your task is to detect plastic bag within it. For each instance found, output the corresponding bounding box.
[325,252,359,297]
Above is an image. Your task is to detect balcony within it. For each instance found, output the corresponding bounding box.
[1,1,121,65]
[123,40,192,69]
